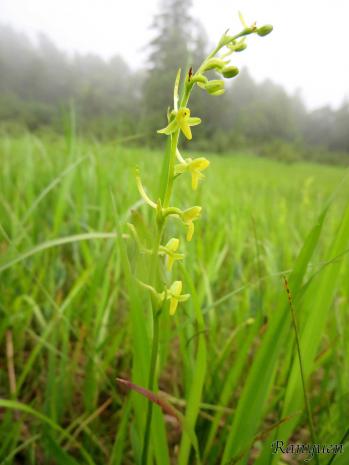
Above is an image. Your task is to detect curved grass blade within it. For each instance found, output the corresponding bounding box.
[0,232,117,273]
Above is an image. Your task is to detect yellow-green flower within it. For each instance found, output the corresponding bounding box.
[181,206,202,241]
[175,156,210,190]
[158,107,201,140]
[159,238,184,271]
[167,280,190,316]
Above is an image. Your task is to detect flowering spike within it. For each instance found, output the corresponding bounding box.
[130,13,273,460]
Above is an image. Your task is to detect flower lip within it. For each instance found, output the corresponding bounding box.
[167,280,190,315]
[175,154,210,190]
[181,206,202,241]
[159,238,184,271]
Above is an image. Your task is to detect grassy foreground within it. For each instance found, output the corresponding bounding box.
[0,133,349,464]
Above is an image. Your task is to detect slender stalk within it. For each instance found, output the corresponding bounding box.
[283,276,319,465]
[141,310,160,465]
[163,130,180,208]
[140,223,163,464]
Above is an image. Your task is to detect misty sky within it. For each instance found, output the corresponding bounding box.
[1,0,348,110]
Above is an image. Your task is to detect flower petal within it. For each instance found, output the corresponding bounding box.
[157,118,178,136]
[191,171,200,190]
[186,222,194,241]
[180,121,192,140]
[169,280,182,296]
[169,297,179,316]
[167,255,175,272]
[187,117,201,127]
[174,163,187,175]
[166,238,179,252]
[182,206,202,223]
[178,293,190,302]
[190,157,210,171]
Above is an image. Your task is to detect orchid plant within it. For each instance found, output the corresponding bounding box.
[126,13,273,464]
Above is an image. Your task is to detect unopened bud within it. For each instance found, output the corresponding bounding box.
[191,74,208,84]
[210,89,225,96]
[234,41,247,52]
[257,24,273,37]
[205,80,224,94]
[202,58,227,72]
[222,66,239,78]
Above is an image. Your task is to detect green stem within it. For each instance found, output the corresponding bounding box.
[163,129,180,208]
[141,310,160,465]
[140,219,163,464]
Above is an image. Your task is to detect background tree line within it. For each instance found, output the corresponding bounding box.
[0,0,348,165]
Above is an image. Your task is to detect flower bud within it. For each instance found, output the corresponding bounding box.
[219,34,234,47]
[222,66,239,78]
[234,41,247,52]
[257,24,273,37]
[191,74,208,84]
[202,58,227,72]
[204,80,224,94]
[210,89,225,96]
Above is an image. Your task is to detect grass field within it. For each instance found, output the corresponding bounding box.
[0,133,349,465]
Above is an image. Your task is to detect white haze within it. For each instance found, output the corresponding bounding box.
[1,0,348,109]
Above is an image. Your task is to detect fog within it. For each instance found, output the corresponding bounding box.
[1,0,349,109]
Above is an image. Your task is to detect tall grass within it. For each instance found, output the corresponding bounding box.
[0,133,349,464]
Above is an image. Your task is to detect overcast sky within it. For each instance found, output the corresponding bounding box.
[1,0,348,110]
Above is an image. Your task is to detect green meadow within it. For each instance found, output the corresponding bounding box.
[1,133,349,464]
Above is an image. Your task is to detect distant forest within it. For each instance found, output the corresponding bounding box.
[1,0,349,165]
